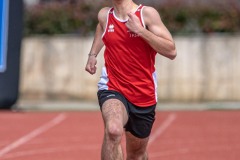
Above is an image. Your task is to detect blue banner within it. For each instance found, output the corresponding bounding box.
[0,0,9,72]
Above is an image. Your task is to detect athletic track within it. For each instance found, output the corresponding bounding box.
[0,110,240,160]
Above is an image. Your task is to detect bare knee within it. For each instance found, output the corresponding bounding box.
[105,121,123,141]
[126,132,149,160]
[127,151,148,160]
[127,142,147,159]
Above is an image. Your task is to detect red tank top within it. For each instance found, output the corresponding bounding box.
[98,4,157,107]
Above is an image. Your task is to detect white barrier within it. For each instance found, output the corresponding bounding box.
[20,34,240,102]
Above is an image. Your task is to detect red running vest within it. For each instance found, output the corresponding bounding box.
[98,4,157,107]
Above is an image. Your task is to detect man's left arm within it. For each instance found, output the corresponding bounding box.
[126,7,177,60]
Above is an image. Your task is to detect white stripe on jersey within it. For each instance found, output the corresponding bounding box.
[101,8,112,38]
[152,71,158,103]
[98,67,109,90]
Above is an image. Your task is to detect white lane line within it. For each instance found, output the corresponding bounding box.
[2,144,101,159]
[149,113,177,145]
[0,113,66,158]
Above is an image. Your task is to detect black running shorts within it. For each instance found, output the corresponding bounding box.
[97,90,156,138]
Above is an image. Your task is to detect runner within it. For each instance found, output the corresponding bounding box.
[85,0,176,159]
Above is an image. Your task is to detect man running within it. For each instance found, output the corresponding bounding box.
[85,0,176,159]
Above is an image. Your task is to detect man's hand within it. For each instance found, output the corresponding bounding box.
[125,12,144,34]
[85,55,97,75]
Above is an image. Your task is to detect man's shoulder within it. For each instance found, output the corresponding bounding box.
[98,7,111,17]
[99,7,111,12]
[142,6,159,15]
[142,6,161,23]
[98,7,111,22]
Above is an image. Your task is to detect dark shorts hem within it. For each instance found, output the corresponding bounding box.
[97,89,156,139]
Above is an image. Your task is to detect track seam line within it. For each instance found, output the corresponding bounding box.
[0,113,66,158]
[2,144,101,159]
[149,113,177,145]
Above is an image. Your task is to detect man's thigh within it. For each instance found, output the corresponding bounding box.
[98,90,129,126]
[101,99,128,126]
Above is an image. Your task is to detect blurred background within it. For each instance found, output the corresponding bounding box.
[3,0,240,110]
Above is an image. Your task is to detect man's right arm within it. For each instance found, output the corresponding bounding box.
[88,23,105,57]
[85,8,109,75]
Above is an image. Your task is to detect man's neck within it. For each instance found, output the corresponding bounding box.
[112,0,138,20]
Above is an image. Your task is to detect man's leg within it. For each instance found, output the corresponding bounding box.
[101,99,128,160]
[125,132,149,160]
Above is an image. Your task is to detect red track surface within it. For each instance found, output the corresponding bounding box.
[0,110,240,160]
